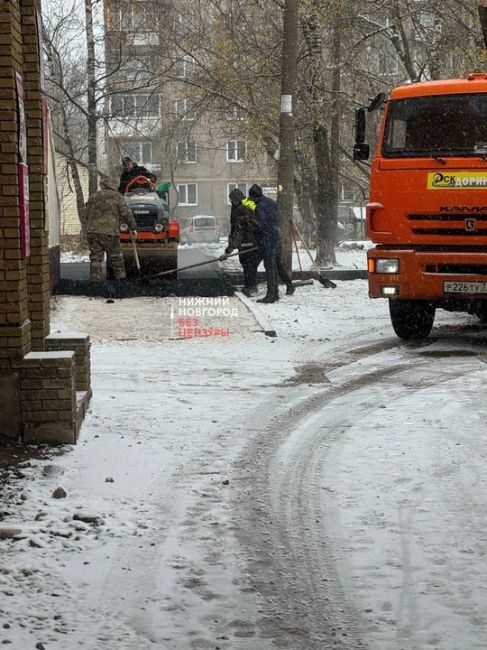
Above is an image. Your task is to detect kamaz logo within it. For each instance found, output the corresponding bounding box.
[465,218,477,232]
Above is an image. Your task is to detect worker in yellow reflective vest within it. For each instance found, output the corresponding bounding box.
[225,189,260,296]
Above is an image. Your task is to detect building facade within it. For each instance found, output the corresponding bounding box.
[103,0,277,231]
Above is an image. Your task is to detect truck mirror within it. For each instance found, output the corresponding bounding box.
[368,92,386,113]
[355,107,366,144]
[353,143,370,161]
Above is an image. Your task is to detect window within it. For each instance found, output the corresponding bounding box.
[340,182,354,202]
[175,12,196,33]
[140,94,160,117]
[227,104,245,120]
[177,183,198,206]
[227,182,247,203]
[122,57,152,83]
[120,141,152,164]
[112,94,161,118]
[227,140,246,162]
[418,11,435,29]
[378,48,399,76]
[175,98,195,120]
[382,94,487,157]
[121,94,135,117]
[118,2,148,32]
[175,55,195,79]
[177,141,197,163]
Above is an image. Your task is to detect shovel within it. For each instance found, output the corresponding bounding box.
[150,247,259,278]
[130,232,142,275]
[291,223,337,289]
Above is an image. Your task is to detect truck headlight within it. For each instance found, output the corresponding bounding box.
[154,223,164,233]
[120,223,129,232]
[375,258,399,274]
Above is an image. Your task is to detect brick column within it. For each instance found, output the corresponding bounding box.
[0,0,91,445]
[20,351,77,444]
[21,0,50,350]
[0,0,32,439]
[45,333,92,396]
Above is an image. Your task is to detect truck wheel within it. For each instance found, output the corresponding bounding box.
[389,299,435,340]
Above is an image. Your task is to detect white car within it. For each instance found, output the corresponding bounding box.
[180,215,220,244]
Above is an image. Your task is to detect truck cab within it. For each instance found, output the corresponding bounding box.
[358,73,487,338]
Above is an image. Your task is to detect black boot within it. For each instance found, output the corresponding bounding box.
[286,283,295,295]
[257,294,278,304]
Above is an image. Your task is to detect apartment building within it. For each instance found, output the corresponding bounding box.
[103,0,276,230]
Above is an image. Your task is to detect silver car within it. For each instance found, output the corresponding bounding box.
[180,215,220,244]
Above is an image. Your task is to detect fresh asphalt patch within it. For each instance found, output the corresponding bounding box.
[54,276,237,298]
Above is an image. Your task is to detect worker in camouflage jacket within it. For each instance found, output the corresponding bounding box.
[85,178,137,281]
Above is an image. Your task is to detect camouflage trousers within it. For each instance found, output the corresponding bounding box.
[87,233,126,281]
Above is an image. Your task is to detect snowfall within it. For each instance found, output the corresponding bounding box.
[1,242,487,650]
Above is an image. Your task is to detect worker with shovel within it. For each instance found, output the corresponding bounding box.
[85,178,137,282]
[220,204,261,296]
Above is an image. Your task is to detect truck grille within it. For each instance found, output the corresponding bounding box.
[408,213,487,237]
[133,213,157,230]
[425,264,487,274]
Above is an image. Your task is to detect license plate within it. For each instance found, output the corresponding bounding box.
[444,281,487,294]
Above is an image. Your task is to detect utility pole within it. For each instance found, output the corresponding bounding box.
[277,0,299,273]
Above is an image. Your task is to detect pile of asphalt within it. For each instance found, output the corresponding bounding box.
[54,276,237,298]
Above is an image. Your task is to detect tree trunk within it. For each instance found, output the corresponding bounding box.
[277,0,299,273]
[321,12,342,265]
[85,0,98,196]
[301,0,342,267]
[312,123,335,266]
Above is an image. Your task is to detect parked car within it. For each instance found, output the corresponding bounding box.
[180,215,220,244]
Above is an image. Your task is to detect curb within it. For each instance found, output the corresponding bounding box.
[235,291,277,338]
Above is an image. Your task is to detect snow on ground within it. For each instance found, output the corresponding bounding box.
[61,239,371,271]
[1,281,487,649]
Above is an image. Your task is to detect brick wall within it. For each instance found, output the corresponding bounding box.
[0,0,32,438]
[21,0,50,349]
[0,0,91,444]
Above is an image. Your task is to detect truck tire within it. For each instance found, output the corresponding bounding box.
[389,299,435,340]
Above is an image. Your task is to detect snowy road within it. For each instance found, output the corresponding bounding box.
[2,282,487,649]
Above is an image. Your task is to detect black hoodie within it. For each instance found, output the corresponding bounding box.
[248,184,278,251]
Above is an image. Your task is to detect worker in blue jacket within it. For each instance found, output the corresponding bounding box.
[248,184,294,302]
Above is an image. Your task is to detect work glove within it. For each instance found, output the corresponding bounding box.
[218,254,228,261]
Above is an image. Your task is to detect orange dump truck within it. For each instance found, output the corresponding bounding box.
[355,73,487,339]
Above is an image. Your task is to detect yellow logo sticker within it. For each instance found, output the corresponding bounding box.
[428,171,487,189]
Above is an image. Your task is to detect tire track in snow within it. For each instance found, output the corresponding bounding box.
[235,336,481,649]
